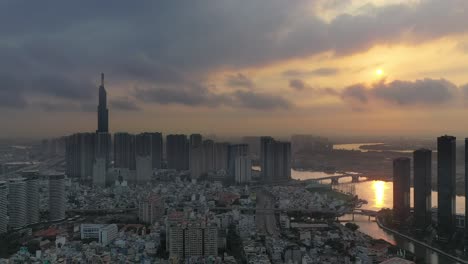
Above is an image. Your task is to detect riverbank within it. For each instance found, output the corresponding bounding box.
[376,216,468,264]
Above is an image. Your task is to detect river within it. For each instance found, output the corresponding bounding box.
[291,169,466,263]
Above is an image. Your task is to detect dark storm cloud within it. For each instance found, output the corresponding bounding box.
[341,78,459,107]
[32,76,94,100]
[37,102,80,112]
[226,73,255,89]
[110,97,141,111]
[134,84,291,110]
[231,90,292,110]
[1,0,468,110]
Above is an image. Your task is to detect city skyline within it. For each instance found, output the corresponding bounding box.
[1,1,468,138]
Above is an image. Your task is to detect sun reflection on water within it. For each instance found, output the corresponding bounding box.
[373,181,385,208]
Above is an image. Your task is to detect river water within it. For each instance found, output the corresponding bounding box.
[291,169,466,263]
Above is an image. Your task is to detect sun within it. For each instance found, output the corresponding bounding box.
[375,68,384,76]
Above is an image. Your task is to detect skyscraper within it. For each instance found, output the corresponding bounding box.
[49,173,66,221]
[97,73,109,133]
[166,135,189,171]
[437,135,456,242]
[413,149,432,232]
[393,157,411,225]
[0,181,7,234]
[8,178,27,229]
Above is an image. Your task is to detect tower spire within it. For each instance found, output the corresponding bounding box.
[101,73,104,86]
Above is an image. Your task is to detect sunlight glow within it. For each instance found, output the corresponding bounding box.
[373,181,385,208]
[375,68,384,76]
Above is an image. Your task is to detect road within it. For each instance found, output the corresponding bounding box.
[256,190,279,237]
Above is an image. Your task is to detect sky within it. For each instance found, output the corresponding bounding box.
[1,0,468,139]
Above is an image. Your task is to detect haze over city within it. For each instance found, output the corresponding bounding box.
[2,0,468,138]
[3,1,468,264]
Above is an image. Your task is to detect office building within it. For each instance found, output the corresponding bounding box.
[167,135,189,171]
[263,139,292,182]
[80,224,118,246]
[97,73,109,133]
[114,133,136,170]
[413,149,432,232]
[8,178,27,229]
[393,157,411,225]
[0,181,7,234]
[228,144,249,180]
[49,173,66,221]
[437,135,456,242]
[139,194,164,224]
[235,156,252,184]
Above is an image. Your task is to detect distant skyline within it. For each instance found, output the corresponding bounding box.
[2,0,468,138]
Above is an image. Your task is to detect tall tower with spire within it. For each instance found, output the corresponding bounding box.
[97,73,109,133]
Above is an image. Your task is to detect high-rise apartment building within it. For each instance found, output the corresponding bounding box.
[167,135,189,171]
[139,194,164,224]
[114,133,136,170]
[413,149,432,232]
[8,178,27,229]
[214,143,229,173]
[24,172,40,225]
[235,156,252,184]
[49,173,66,221]
[150,132,163,169]
[65,133,96,180]
[263,139,291,182]
[437,135,456,242]
[0,181,7,234]
[393,157,411,225]
[167,217,218,258]
[227,144,249,180]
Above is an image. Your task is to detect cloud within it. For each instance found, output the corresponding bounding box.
[225,73,254,89]
[134,83,291,110]
[0,0,468,114]
[341,78,459,107]
[110,97,141,111]
[231,90,292,110]
[289,79,306,91]
[284,67,340,77]
[37,102,81,112]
